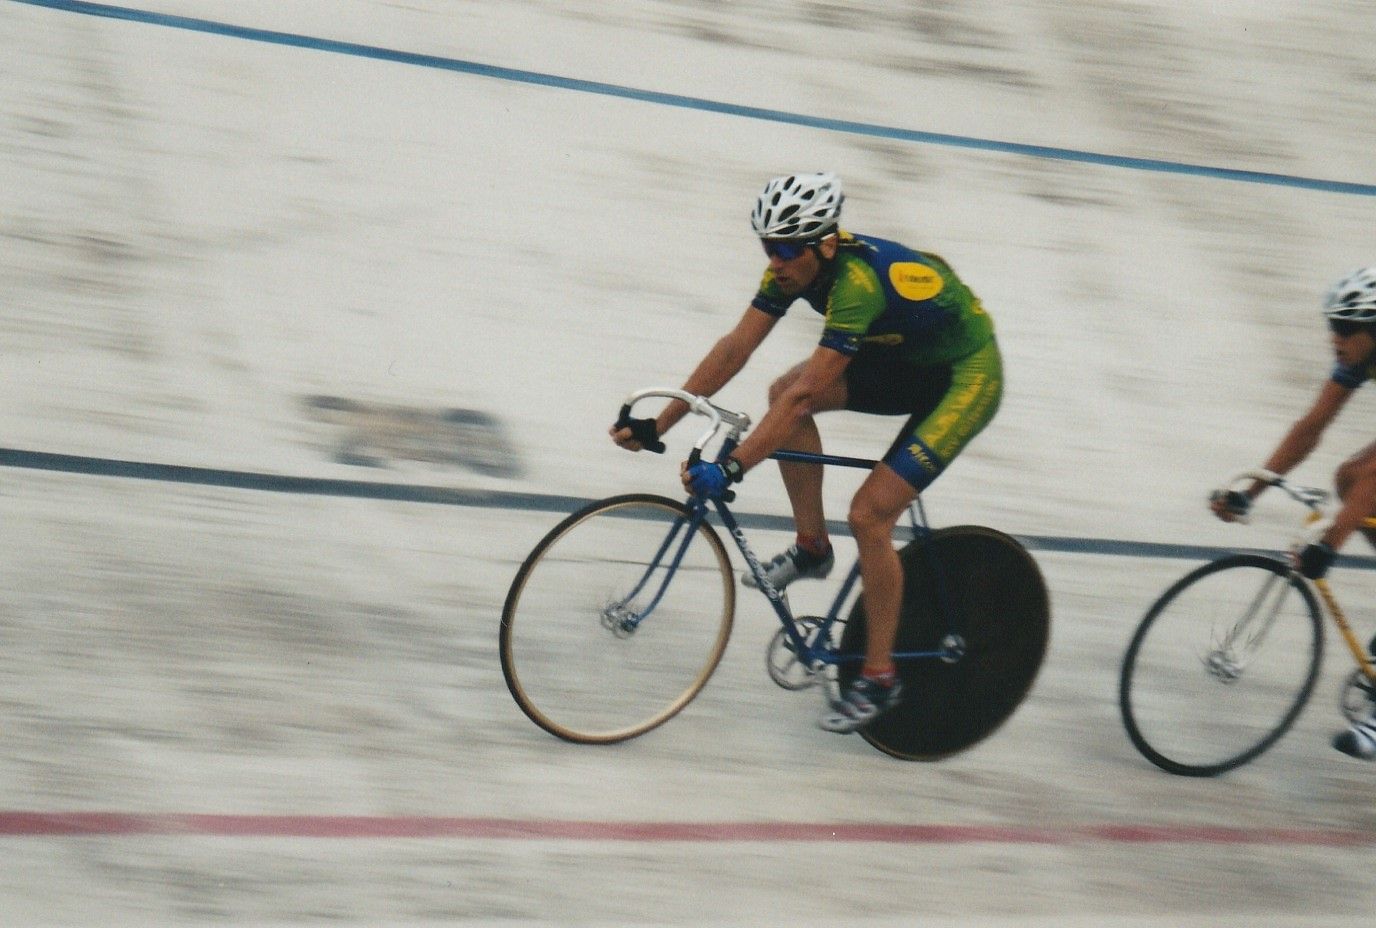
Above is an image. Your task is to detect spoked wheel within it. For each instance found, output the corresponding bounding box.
[1118,554,1323,777]
[840,526,1050,761]
[500,494,735,743]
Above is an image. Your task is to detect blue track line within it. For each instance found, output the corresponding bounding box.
[13,0,1376,197]
[11,0,1376,565]
[7,446,1376,569]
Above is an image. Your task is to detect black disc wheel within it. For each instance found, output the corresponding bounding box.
[840,526,1050,761]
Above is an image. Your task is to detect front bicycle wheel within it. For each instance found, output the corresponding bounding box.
[1118,554,1323,776]
[500,494,735,744]
[841,526,1051,761]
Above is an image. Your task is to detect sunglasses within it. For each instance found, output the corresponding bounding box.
[761,240,815,261]
[1329,318,1372,338]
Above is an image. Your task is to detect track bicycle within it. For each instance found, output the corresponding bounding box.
[1118,470,1376,776]
[499,388,1051,760]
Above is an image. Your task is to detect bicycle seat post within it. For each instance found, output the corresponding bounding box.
[906,496,932,542]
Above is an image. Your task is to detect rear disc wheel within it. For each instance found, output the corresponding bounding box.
[840,526,1050,760]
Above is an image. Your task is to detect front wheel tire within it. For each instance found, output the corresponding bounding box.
[1118,554,1323,776]
[500,494,735,744]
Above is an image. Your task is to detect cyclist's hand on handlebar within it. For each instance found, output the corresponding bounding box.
[1209,488,1251,522]
[610,416,665,453]
[1293,541,1337,580]
[682,457,743,499]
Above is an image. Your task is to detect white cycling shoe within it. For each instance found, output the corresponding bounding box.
[742,544,835,590]
[1333,718,1376,760]
[819,676,903,734]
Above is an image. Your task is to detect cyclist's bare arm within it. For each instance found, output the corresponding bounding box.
[730,344,850,472]
[1261,380,1353,478]
[1213,380,1353,520]
[610,307,777,451]
[1322,474,1376,551]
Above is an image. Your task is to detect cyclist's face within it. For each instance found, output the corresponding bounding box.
[764,236,837,295]
[1331,326,1376,367]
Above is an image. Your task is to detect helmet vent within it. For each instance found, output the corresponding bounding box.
[750,172,843,241]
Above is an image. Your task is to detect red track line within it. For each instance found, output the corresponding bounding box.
[0,813,1370,845]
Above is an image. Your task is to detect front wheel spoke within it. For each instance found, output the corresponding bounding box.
[1120,555,1323,776]
[501,494,736,743]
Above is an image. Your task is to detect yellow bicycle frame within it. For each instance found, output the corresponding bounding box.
[1305,511,1376,682]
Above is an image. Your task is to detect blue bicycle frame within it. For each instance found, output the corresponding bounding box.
[615,442,965,671]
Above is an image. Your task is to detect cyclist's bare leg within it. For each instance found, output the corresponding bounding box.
[1335,440,1376,552]
[849,463,918,675]
[767,362,848,544]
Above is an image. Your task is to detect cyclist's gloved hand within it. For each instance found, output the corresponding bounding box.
[611,416,665,453]
[1294,541,1337,580]
[685,457,744,499]
[1209,489,1251,522]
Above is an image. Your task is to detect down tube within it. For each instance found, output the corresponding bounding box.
[709,500,804,646]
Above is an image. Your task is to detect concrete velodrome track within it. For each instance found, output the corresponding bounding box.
[4,1,1376,924]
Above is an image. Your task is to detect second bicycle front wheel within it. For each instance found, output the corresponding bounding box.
[500,494,735,744]
[1119,554,1323,776]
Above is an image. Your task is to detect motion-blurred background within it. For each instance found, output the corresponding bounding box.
[3,2,1375,924]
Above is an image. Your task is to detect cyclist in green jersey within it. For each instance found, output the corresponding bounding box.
[611,172,1002,734]
[1210,265,1376,760]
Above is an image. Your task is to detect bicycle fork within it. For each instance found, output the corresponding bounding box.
[601,505,707,636]
[1206,571,1294,681]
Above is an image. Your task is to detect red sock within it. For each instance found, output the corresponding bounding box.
[796,534,831,557]
[861,664,896,687]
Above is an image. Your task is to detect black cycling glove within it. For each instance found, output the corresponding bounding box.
[1211,489,1252,519]
[615,416,665,453]
[1295,541,1336,580]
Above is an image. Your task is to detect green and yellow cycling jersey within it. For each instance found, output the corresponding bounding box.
[751,231,994,366]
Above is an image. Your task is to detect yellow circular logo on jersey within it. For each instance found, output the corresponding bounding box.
[889,263,944,301]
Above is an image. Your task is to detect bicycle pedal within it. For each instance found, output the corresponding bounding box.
[766,618,825,691]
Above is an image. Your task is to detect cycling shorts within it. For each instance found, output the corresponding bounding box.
[843,338,1003,491]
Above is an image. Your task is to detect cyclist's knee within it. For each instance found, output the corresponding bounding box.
[1336,460,1358,495]
[848,496,902,545]
[1336,454,1376,497]
[766,376,786,405]
[767,363,806,405]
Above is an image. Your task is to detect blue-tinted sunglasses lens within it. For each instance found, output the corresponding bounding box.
[763,240,808,260]
[1330,319,1365,337]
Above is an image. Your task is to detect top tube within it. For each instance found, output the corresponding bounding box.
[769,449,878,470]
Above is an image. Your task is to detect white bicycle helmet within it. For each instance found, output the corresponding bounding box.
[1323,266,1376,322]
[750,173,844,240]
